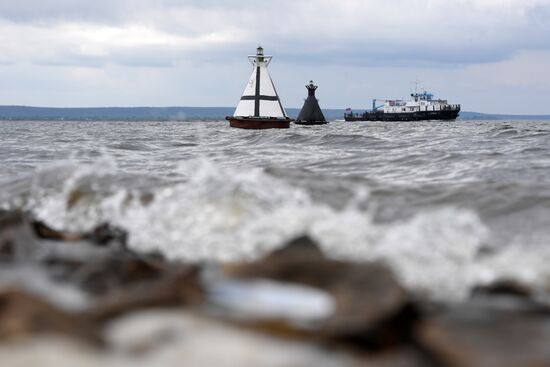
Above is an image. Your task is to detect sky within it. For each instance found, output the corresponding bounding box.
[0,0,549,114]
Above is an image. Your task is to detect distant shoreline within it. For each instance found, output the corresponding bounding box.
[0,106,549,121]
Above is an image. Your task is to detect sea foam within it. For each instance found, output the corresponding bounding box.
[20,157,507,302]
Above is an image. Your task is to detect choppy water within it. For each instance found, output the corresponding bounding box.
[2,119,550,302]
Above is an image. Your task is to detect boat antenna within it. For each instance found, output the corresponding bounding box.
[409,76,421,100]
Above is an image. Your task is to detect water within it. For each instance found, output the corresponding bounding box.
[2,119,550,302]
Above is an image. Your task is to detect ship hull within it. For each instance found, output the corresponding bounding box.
[345,109,460,122]
[227,116,292,129]
[294,120,329,126]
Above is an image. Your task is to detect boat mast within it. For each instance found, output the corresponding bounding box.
[411,77,420,101]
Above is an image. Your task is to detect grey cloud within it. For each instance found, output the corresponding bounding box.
[33,49,177,69]
[31,44,241,69]
[0,0,121,24]
[0,0,208,24]
[2,0,550,68]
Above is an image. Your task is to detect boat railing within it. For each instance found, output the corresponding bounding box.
[437,104,461,111]
[345,111,383,118]
[445,104,461,111]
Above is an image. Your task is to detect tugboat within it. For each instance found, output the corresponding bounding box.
[226,46,293,129]
[295,81,328,125]
[344,90,460,122]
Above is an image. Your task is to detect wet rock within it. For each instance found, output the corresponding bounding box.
[76,256,169,295]
[0,289,100,343]
[205,277,336,327]
[34,249,202,321]
[2,209,202,330]
[357,347,431,367]
[225,236,415,346]
[2,210,126,261]
[268,235,326,260]
[86,261,202,321]
[33,220,127,247]
[0,310,371,367]
[103,309,377,367]
[0,234,14,258]
[0,211,36,260]
[0,309,429,367]
[469,283,550,317]
[0,336,103,367]
[84,223,127,246]
[417,301,550,367]
[32,220,84,241]
[472,279,533,298]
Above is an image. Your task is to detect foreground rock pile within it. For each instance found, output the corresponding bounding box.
[1,209,550,366]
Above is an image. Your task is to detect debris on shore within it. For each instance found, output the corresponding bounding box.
[1,209,549,366]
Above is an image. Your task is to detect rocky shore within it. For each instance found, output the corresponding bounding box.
[1,209,549,366]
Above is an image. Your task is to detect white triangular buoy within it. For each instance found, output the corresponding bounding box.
[227,46,292,129]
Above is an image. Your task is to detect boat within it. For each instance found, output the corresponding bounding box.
[294,81,328,125]
[226,46,293,129]
[344,90,460,122]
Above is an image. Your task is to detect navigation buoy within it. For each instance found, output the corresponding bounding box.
[226,46,293,129]
[295,81,328,125]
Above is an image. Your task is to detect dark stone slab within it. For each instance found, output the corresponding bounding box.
[417,299,550,367]
[226,236,416,347]
[0,290,101,343]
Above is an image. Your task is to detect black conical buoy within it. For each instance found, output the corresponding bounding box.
[294,81,328,125]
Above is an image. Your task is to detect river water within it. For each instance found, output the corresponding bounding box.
[2,119,550,302]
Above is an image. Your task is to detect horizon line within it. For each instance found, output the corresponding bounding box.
[1,105,550,117]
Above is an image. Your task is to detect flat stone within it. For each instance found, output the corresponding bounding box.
[0,309,431,367]
[104,309,419,367]
[86,262,202,321]
[417,301,550,367]
[225,237,414,345]
[32,220,127,247]
[0,310,369,367]
[0,289,100,343]
[32,220,84,241]
[472,279,533,298]
[0,211,37,260]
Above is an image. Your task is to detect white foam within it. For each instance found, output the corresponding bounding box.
[311,207,489,301]
[20,157,550,302]
[28,156,121,232]
[476,244,550,302]
[120,158,316,261]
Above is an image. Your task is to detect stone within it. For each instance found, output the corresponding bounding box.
[103,309,384,367]
[84,223,127,246]
[0,211,37,260]
[0,289,100,343]
[86,262,202,322]
[417,301,550,367]
[472,279,533,298]
[32,220,127,247]
[0,309,430,367]
[225,237,415,346]
[32,220,84,241]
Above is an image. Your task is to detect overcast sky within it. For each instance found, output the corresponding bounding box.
[0,0,549,114]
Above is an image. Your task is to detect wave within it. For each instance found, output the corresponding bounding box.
[8,156,550,303]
